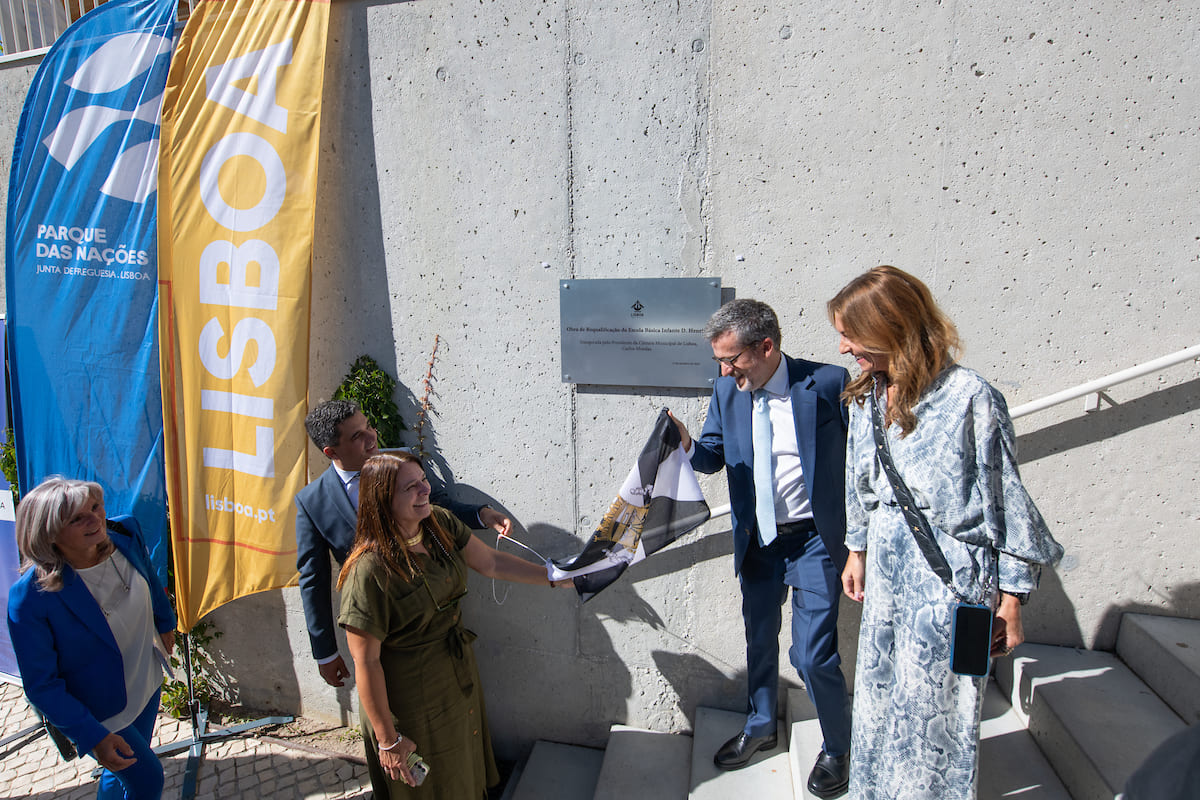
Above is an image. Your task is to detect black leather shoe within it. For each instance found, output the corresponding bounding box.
[806,750,850,798]
[713,730,778,770]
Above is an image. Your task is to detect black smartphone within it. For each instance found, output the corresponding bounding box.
[950,603,994,677]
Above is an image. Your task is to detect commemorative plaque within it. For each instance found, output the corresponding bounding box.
[560,278,721,388]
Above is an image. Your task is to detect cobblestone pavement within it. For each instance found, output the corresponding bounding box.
[0,681,373,799]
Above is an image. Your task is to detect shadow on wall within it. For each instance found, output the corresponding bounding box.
[590,531,748,733]
[372,345,449,468]
[1093,581,1200,652]
[309,0,399,396]
[1016,376,1200,462]
[469,520,605,760]
[597,522,862,729]
[1013,377,1200,651]
[469,514,874,754]
[473,519,757,754]
[652,650,747,723]
[1024,566,1084,649]
[416,422,462,495]
[1020,568,1199,653]
[206,590,311,719]
[268,0,404,725]
[627,522,863,706]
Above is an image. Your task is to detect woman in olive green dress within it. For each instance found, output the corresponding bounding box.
[338,451,568,799]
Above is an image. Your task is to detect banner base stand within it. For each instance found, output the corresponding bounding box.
[0,721,44,753]
[92,633,293,798]
[88,705,293,798]
[165,633,294,800]
[159,704,293,799]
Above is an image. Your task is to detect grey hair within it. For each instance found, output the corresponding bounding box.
[305,399,360,450]
[703,298,783,348]
[15,477,104,592]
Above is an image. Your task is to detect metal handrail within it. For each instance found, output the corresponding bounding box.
[1009,343,1200,419]
[704,343,1200,523]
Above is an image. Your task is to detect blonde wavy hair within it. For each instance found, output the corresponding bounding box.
[827,265,960,435]
[15,477,107,591]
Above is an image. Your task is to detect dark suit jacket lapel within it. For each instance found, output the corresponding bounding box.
[731,385,753,460]
[320,466,357,532]
[788,359,819,494]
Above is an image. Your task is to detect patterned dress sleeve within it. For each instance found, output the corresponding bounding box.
[972,381,1064,595]
[844,401,870,552]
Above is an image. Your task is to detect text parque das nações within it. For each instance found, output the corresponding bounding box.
[34,222,151,269]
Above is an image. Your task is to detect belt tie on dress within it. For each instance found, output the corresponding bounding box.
[447,625,477,694]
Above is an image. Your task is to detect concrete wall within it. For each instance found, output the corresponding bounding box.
[2,0,1197,760]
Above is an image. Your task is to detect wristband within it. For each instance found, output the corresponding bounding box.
[378,734,404,752]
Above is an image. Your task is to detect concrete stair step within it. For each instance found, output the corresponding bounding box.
[977,679,1073,800]
[508,740,605,800]
[1116,613,1200,724]
[786,682,1070,800]
[688,707,791,799]
[785,688,829,800]
[592,725,692,800]
[995,643,1187,800]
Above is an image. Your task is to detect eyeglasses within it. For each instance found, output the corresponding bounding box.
[711,341,760,367]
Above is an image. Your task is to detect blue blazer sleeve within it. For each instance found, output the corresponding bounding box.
[295,479,341,661]
[691,388,728,475]
[7,573,112,754]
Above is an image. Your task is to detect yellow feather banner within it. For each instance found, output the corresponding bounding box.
[158,0,328,630]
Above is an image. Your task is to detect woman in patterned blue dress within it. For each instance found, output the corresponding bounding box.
[827,266,1063,800]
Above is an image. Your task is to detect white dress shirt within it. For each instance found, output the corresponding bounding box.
[332,463,360,509]
[759,357,813,524]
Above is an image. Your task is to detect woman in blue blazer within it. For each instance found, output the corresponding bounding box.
[7,478,176,799]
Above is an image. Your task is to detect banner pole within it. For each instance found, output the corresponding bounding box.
[151,627,294,799]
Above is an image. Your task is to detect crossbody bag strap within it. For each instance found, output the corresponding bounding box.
[868,378,963,601]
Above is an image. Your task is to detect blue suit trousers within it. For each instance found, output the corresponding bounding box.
[740,528,851,756]
[95,688,164,800]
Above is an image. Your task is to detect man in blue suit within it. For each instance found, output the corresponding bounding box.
[671,299,851,798]
[295,400,512,687]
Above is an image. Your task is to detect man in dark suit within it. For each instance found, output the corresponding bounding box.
[295,399,511,687]
[670,299,851,798]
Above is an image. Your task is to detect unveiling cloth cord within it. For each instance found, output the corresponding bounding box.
[490,532,551,605]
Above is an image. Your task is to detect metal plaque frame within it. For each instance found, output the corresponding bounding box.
[560,277,721,389]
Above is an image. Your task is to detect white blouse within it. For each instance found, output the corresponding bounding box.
[76,549,164,733]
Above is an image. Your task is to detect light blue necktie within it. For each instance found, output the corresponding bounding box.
[752,390,777,546]
[346,473,360,509]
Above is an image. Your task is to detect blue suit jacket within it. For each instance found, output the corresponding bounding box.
[294,464,483,660]
[6,517,176,755]
[691,354,850,575]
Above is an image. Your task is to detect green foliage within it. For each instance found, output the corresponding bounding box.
[333,355,407,448]
[161,619,225,718]
[162,548,226,718]
[1,428,17,503]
